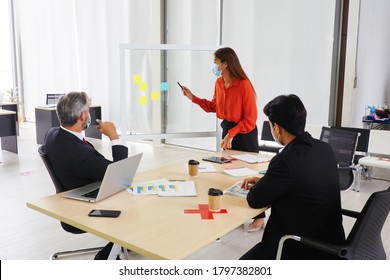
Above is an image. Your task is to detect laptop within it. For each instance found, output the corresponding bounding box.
[62,153,142,202]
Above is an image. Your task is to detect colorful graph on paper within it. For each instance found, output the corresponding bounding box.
[128,179,197,197]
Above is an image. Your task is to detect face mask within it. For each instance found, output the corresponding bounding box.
[212,63,222,76]
[271,124,283,146]
[83,112,91,130]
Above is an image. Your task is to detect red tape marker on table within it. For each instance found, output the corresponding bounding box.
[184,204,227,220]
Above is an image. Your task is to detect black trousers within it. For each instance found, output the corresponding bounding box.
[221,120,259,153]
[221,120,265,220]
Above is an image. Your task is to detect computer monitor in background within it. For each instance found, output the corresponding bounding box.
[46,94,65,105]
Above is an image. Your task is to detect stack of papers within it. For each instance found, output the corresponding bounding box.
[222,167,258,177]
[224,181,248,198]
[231,154,269,164]
[128,179,197,197]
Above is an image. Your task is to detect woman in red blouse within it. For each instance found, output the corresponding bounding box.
[181,47,264,231]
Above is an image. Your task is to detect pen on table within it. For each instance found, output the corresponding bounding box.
[169,179,186,182]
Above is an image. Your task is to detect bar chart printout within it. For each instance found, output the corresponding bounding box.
[128,179,197,197]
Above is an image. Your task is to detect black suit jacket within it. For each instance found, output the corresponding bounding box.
[246,132,345,259]
[44,127,128,191]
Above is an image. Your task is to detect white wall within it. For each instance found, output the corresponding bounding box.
[0,0,13,94]
[14,0,161,123]
[223,0,337,127]
[351,0,390,127]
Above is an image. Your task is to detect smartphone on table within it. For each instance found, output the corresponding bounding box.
[88,209,121,218]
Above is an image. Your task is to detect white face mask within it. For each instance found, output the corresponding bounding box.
[83,112,91,130]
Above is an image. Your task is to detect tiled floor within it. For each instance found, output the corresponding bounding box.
[0,122,389,260]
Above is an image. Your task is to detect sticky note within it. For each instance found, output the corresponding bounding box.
[133,75,142,84]
[151,91,160,101]
[138,82,148,91]
[139,96,148,105]
[160,82,169,91]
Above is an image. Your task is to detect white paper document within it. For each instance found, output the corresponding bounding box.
[128,179,197,197]
[224,181,248,198]
[231,154,269,164]
[198,162,218,173]
[222,167,258,177]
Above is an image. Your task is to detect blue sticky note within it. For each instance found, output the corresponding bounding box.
[160,82,169,91]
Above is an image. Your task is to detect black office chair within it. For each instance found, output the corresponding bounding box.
[320,126,360,191]
[258,121,282,153]
[38,145,104,259]
[331,127,371,191]
[331,126,370,165]
[276,187,390,260]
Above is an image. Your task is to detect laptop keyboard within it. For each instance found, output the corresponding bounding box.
[81,188,100,198]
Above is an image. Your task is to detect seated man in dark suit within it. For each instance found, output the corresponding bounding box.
[240,94,345,260]
[44,91,128,259]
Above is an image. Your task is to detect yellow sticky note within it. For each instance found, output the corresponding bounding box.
[133,75,142,84]
[151,91,160,101]
[138,82,148,91]
[139,96,148,105]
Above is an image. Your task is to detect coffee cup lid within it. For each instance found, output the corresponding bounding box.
[208,188,223,196]
[188,159,200,165]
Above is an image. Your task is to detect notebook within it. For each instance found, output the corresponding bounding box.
[62,153,142,202]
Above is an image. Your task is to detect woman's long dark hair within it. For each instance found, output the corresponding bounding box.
[214,47,255,93]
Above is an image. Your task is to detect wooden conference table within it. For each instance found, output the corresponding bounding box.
[27,150,272,259]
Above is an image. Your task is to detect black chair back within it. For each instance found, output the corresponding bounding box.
[320,126,359,167]
[38,145,65,194]
[260,121,274,141]
[338,167,355,191]
[343,187,390,259]
[331,127,370,164]
[38,145,84,234]
[259,121,281,153]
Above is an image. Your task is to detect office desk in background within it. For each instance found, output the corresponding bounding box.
[0,102,19,135]
[0,110,18,154]
[362,118,390,130]
[34,105,102,144]
[27,150,272,260]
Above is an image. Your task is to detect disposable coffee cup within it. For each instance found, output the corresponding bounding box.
[188,159,200,176]
[208,188,223,212]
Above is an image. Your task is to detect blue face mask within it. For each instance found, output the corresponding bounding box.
[212,63,222,76]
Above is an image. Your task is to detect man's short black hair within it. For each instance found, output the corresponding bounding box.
[263,94,306,136]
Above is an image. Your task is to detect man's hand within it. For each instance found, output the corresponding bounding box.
[241,177,261,190]
[96,119,119,140]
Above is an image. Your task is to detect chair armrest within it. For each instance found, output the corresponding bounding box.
[338,165,356,171]
[276,235,345,260]
[341,208,360,219]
